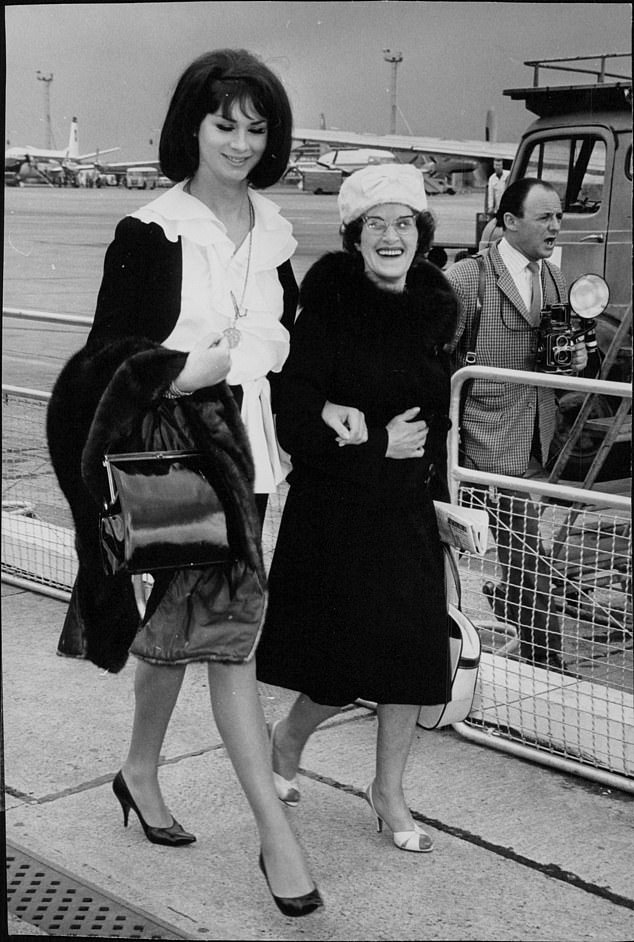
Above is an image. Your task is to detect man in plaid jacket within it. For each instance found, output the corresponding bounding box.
[446,178,588,669]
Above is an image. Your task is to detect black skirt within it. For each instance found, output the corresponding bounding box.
[256,482,451,707]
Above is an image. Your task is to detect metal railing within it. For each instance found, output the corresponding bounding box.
[524,53,632,87]
[3,307,92,328]
[448,367,632,793]
[2,386,75,601]
[2,308,90,598]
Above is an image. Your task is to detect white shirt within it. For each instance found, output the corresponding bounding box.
[498,237,542,313]
[488,169,509,213]
[131,183,297,492]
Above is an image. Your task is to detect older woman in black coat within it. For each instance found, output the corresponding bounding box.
[256,164,459,854]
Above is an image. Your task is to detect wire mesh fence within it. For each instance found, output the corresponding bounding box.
[448,367,632,791]
[456,484,632,781]
[2,388,76,593]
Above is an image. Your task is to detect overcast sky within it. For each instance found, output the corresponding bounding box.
[4,1,632,162]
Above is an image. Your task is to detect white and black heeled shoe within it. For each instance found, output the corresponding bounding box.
[365,782,434,853]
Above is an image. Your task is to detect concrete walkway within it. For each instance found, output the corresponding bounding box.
[3,581,634,941]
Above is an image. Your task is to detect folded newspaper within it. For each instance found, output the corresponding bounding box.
[433,501,490,555]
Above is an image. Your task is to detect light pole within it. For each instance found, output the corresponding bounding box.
[382,49,402,134]
[36,71,54,149]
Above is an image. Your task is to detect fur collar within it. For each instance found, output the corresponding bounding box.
[299,251,458,349]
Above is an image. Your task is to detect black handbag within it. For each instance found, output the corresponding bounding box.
[100,449,233,575]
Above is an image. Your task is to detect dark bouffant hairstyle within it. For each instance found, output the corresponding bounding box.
[341,209,436,257]
[496,177,559,228]
[159,48,293,188]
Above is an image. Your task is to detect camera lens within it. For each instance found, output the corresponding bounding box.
[553,348,572,364]
[551,335,571,365]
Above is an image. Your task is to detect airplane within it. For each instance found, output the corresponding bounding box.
[310,145,478,194]
[316,147,398,172]
[5,117,119,186]
[291,125,517,194]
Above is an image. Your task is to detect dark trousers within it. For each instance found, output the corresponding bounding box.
[485,485,562,661]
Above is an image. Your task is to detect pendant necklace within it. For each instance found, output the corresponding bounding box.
[183,180,254,350]
[224,198,255,349]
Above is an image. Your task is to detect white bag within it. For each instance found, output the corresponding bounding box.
[417,546,481,730]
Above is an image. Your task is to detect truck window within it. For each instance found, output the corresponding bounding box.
[521,136,606,215]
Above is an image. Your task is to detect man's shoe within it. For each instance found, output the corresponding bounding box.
[482,581,509,621]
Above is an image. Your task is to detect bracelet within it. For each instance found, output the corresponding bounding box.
[164,379,192,399]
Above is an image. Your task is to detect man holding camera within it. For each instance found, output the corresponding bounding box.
[447,178,588,669]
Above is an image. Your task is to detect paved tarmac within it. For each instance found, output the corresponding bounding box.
[2,185,484,392]
[3,512,634,941]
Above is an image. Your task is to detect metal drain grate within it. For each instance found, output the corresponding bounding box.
[6,843,193,939]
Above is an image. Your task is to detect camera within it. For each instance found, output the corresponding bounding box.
[535,273,609,374]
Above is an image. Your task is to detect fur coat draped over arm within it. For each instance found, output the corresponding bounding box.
[46,336,265,673]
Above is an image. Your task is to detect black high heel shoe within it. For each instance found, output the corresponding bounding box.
[112,771,196,847]
[258,852,323,918]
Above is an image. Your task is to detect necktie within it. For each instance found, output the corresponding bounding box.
[527,260,541,326]
[526,260,555,462]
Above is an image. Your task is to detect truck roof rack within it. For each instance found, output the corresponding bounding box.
[522,53,631,88]
[503,53,632,117]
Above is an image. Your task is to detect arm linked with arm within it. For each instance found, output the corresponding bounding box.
[275,308,388,484]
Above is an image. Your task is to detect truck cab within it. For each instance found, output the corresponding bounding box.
[480,54,632,381]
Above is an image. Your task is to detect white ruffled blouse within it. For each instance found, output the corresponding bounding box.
[131,183,296,493]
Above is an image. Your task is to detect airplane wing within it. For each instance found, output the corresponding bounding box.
[77,148,120,161]
[98,158,161,171]
[5,146,120,164]
[5,146,66,162]
[292,127,516,162]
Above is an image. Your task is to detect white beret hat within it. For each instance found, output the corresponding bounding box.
[337,163,428,225]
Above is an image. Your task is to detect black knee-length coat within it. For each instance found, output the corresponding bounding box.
[255,251,459,706]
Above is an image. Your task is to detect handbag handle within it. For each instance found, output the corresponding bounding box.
[102,450,202,506]
[443,544,462,609]
[103,455,117,507]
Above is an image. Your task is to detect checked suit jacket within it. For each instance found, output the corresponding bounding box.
[446,241,567,477]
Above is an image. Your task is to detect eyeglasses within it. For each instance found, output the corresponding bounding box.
[362,214,418,234]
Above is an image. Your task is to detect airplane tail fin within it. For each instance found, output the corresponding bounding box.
[317,115,329,156]
[485,109,497,143]
[67,117,79,159]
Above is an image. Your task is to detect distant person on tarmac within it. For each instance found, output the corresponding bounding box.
[487,158,509,215]
[47,48,324,918]
[446,178,588,669]
[256,163,459,854]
